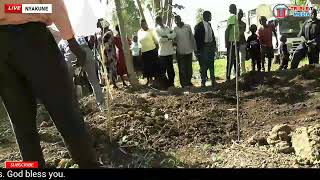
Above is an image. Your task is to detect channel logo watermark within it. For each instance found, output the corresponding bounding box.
[273,4,317,18]
[5,4,52,14]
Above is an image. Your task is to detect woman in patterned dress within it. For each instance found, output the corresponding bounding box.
[103,29,119,89]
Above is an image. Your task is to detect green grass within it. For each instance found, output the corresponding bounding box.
[173,58,309,87]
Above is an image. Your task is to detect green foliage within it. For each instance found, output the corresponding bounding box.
[112,0,141,37]
[291,0,307,5]
[195,8,204,23]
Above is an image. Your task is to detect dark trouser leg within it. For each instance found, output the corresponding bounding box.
[199,48,208,84]
[280,56,289,69]
[268,58,272,72]
[226,46,230,80]
[186,54,193,85]
[206,45,216,82]
[256,56,262,71]
[308,47,320,65]
[251,57,256,71]
[177,54,186,87]
[3,23,98,168]
[0,26,45,167]
[159,56,167,78]
[235,46,240,77]
[0,61,45,167]
[291,43,308,69]
[165,55,175,86]
[227,43,236,80]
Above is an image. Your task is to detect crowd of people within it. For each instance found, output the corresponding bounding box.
[1,0,320,169]
[95,4,320,91]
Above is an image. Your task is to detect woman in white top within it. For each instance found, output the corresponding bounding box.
[137,19,159,85]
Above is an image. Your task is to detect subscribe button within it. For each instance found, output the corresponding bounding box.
[5,4,52,14]
[5,161,39,169]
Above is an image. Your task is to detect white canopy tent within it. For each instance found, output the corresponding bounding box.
[50,0,109,38]
[63,0,108,36]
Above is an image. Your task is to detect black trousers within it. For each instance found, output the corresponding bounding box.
[279,55,289,70]
[0,23,98,168]
[261,46,274,72]
[226,42,240,80]
[159,55,175,86]
[177,53,193,87]
[291,43,320,69]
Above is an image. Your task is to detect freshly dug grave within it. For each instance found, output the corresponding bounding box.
[1,65,320,168]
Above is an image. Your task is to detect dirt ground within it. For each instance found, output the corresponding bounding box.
[1,65,320,168]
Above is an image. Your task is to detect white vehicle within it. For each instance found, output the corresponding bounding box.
[217,20,228,57]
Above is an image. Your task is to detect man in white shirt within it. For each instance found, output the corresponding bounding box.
[155,16,176,87]
[174,15,197,88]
[194,11,217,87]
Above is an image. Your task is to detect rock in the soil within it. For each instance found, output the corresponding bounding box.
[272,124,292,134]
[278,131,290,142]
[267,124,292,145]
[292,126,320,164]
[127,111,135,117]
[266,124,295,154]
[38,129,62,143]
[274,141,294,154]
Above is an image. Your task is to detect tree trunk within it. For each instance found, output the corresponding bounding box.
[114,0,139,86]
[153,0,161,16]
[166,0,173,27]
[162,0,169,25]
[135,0,146,20]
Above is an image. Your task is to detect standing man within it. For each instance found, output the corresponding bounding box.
[155,16,176,87]
[194,11,217,87]
[0,0,99,168]
[174,15,197,88]
[258,16,278,72]
[238,9,247,74]
[291,8,320,69]
[225,4,240,80]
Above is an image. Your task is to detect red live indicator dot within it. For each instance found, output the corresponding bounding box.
[5,4,22,13]
[5,161,39,169]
